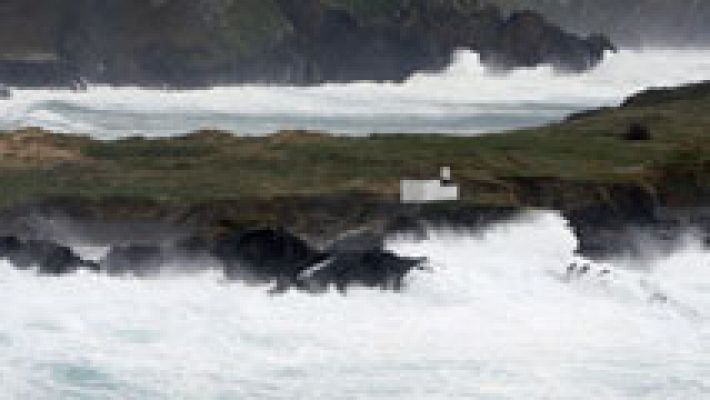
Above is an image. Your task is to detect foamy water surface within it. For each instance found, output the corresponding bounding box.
[1,49,709,138]
[1,212,708,399]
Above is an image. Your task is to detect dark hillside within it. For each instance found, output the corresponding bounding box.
[488,0,710,47]
[0,0,612,87]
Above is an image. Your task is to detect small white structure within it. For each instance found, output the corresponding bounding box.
[400,166,459,204]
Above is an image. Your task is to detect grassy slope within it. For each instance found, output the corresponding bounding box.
[0,82,707,213]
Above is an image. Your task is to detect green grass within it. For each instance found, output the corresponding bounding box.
[0,83,708,211]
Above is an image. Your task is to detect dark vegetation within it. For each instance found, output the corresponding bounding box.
[624,123,652,141]
[0,81,707,217]
[0,0,612,86]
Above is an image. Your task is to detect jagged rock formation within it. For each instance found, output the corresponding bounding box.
[477,10,613,71]
[0,227,425,294]
[487,0,710,47]
[0,236,98,274]
[0,0,613,87]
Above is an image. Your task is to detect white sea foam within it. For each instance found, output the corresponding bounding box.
[0,49,709,138]
[1,212,708,399]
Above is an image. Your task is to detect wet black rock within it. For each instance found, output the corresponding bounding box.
[212,228,425,293]
[213,228,326,288]
[299,250,425,293]
[0,225,425,294]
[0,236,98,274]
[296,229,426,293]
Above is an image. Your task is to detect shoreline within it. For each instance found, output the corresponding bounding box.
[0,81,707,272]
[2,49,709,140]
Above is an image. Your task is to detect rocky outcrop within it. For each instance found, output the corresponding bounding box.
[214,228,325,287]
[0,80,707,268]
[479,11,614,72]
[212,227,425,293]
[0,186,707,284]
[0,0,613,87]
[487,0,710,47]
[298,229,426,293]
[0,236,98,274]
[0,226,426,294]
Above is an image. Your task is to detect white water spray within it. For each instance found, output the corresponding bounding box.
[0,49,709,138]
[1,212,708,399]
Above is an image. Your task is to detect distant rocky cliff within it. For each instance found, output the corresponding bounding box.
[0,0,612,87]
[487,0,710,47]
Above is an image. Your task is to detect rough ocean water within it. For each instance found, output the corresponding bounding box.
[0,212,708,399]
[0,49,709,138]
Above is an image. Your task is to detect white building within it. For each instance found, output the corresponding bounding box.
[400,167,459,204]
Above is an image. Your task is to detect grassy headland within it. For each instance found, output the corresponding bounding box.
[0,82,707,227]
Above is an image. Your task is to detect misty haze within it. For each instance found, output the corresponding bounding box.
[0,1,708,399]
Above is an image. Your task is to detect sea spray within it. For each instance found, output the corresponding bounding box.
[0,49,709,138]
[1,212,708,399]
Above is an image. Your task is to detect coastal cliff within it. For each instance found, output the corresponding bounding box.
[0,0,612,87]
[487,0,710,47]
[0,81,708,262]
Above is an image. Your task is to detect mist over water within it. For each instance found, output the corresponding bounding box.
[1,49,710,138]
[1,212,708,399]
[1,48,709,398]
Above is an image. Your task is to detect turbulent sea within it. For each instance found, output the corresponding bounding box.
[1,212,709,399]
[1,49,710,399]
[0,49,709,138]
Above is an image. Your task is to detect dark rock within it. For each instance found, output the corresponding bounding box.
[296,229,426,293]
[0,224,424,292]
[0,236,24,254]
[489,0,710,48]
[0,0,613,87]
[0,236,36,269]
[212,227,424,293]
[480,11,614,72]
[213,228,325,286]
[0,236,97,274]
[32,242,99,275]
[298,250,425,293]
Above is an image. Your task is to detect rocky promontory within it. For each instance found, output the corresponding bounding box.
[0,81,708,290]
[0,0,613,87]
[487,0,710,47]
